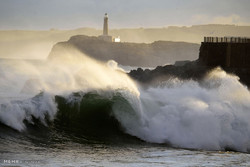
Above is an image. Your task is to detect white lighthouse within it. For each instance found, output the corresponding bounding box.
[98,13,120,42]
[103,13,108,36]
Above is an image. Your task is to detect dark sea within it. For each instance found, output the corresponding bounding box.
[0,54,250,167]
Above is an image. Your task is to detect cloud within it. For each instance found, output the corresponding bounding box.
[1,0,250,29]
[212,15,246,25]
[191,14,250,25]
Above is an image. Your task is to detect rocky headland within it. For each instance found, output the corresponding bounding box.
[47,35,250,87]
[48,35,199,67]
[129,38,250,87]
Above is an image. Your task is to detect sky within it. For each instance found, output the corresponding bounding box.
[0,0,250,30]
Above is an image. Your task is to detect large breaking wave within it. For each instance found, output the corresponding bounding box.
[116,68,250,152]
[0,48,250,153]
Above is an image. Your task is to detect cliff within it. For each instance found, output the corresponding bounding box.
[48,35,199,67]
[130,38,250,86]
[2,25,250,59]
[129,60,250,87]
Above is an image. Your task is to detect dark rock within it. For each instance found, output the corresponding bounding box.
[129,61,213,85]
[129,41,250,87]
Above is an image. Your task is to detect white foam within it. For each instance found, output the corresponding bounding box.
[1,48,250,152]
[0,48,139,131]
[0,92,57,131]
[114,68,250,152]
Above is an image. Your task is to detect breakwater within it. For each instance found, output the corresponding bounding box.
[199,37,250,68]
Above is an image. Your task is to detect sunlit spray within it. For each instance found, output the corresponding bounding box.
[114,67,250,152]
[0,47,140,131]
[1,47,250,152]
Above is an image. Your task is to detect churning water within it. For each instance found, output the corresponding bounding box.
[0,49,250,166]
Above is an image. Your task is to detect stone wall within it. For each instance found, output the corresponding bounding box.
[199,41,250,68]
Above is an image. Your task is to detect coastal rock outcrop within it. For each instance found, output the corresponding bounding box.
[130,38,250,86]
[48,35,199,67]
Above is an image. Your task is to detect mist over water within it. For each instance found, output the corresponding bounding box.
[0,48,250,153]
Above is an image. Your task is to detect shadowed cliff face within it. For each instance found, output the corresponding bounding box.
[129,41,250,87]
[129,61,213,85]
[129,60,250,87]
[48,35,199,67]
[47,34,250,86]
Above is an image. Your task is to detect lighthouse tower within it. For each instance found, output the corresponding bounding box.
[98,13,120,42]
[103,13,108,36]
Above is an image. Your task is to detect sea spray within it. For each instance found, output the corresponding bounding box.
[113,67,250,152]
[1,48,250,152]
[0,92,57,131]
[0,48,139,131]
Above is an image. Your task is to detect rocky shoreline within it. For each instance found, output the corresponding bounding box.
[129,60,250,88]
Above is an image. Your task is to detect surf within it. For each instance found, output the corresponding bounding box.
[0,48,250,153]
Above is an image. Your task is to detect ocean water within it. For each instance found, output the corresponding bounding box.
[1,131,250,167]
[0,50,250,166]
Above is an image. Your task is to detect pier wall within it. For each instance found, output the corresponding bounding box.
[199,37,250,68]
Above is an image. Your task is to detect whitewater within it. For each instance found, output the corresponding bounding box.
[0,49,250,166]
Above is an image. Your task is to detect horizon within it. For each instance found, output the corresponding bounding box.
[1,0,250,30]
[0,23,249,31]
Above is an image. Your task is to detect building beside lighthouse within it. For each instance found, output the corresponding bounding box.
[98,13,120,42]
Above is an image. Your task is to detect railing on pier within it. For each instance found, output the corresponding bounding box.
[204,37,250,43]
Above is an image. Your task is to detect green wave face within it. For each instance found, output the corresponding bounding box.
[54,91,136,140]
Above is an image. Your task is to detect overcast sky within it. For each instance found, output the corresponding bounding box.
[1,0,250,30]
